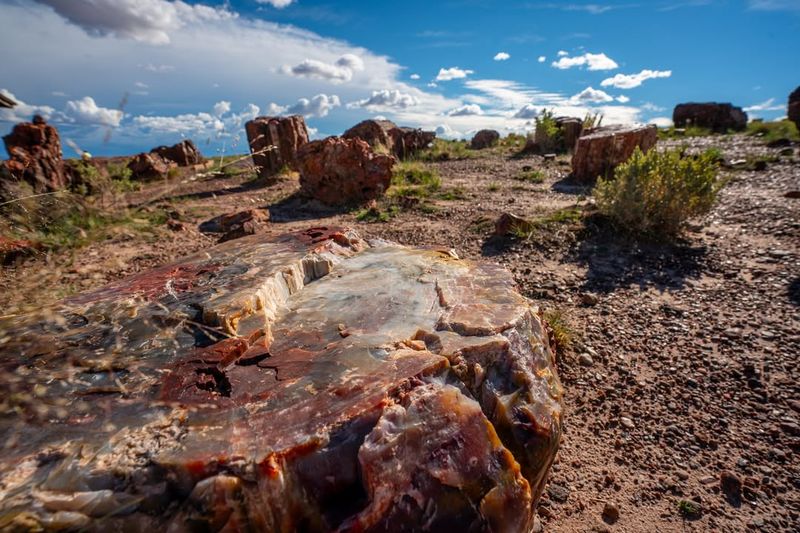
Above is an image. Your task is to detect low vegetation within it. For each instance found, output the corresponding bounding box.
[745,119,799,143]
[515,169,545,184]
[657,126,714,139]
[357,161,445,223]
[390,161,441,198]
[419,139,475,161]
[509,206,583,240]
[532,109,563,154]
[594,147,722,238]
[543,308,574,354]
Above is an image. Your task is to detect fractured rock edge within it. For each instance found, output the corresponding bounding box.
[0,229,561,532]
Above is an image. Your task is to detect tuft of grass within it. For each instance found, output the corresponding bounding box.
[533,109,563,154]
[509,207,583,239]
[677,500,702,519]
[543,308,574,354]
[419,139,475,162]
[487,182,500,192]
[746,119,799,143]
[658,126,714,139]
[437,187,466,201]
[390,161,441,198]
[515,170,545,184]
[594,147,722,238]
[583,112,603,129]
[356,205,398,223]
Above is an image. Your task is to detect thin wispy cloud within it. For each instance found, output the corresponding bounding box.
[552,52,619,71]
[601,69,672,89]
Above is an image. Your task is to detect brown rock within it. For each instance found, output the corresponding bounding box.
[344,120,434,159]
[557,117,584,152]
[1,117,68,193]
[216,209,270,242]
[471,129,500,150]
[0,228,562,532]
[673,103,748,132]
[495,212,534,236]
[788,87,800,131]
[720,471,743,502]
[388,126,436,159]
[602,502,620,523]
[297,136,395,206]
[150,139,203,167]
[343,119,397,151]
[126,152,176,181]
[0,236,41,265]
[245,115,309,180]
[571,125,658,183]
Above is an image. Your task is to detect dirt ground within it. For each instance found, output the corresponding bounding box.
[1,134,798,532]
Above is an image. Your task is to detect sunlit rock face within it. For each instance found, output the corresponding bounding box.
[0,228,562,532]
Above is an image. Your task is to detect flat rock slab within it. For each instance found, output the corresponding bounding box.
[0,228,562,532]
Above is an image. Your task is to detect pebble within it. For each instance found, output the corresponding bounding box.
[578,353,594,367]
[602,502,620,523]
[620,417,635,430]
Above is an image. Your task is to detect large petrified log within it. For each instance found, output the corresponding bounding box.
[789,87,800,132]
[344,120,435,159]
[151,139,203,167]
[1,116,68,193]
[471,129,500,150]
[0,228,562,532]
[245,115,309,180]
[571,124,658,183]
[673,102,748,132]
[297,137,396,206]
[127,151,176,180]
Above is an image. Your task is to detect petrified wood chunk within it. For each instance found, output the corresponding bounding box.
[150,139,203,167]
[343,119,398,151]
[0,228,562,532]
[245,115,310,180]
[471,129,500,150]
[127,152,176,180]
[1,116,68,193]
[673,102,747,132]
[297,137,395,206]
[571,124,658,183]
[789,87,800,132]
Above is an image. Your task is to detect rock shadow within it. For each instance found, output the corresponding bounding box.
[788,277,800,307]
[550,175,592,196]
[568,215,708,294]
[266,191,353,223]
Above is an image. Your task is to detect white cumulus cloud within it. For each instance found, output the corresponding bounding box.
[66,96,123,127]
[552,52,618,71]
[255,0,295,7]
[571,87,614,104]
[33,0,236,45]
[616,95,630,103]
[410,73,421,80]
[436,67,475,81]
[494,52,511,61]
[601,69,672,89]
[538,56,547,63]
[283,54,365,83]
[213,100,231,117]
[448,104,484,116]
[287,94,341,117]
[0,89,61,123]
[348,89,418,110]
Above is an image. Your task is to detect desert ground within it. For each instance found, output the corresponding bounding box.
[1,129,798,531]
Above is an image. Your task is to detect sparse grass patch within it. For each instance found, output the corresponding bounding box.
[355,205,398,223]
[390,161,441,198]
[658,126,714,140]
[594,147,722,238]
[437,187,466,201]
[543,308,574,354]
[487,182,500,192]
[509,206,583,239]
[468,216,494,234]
[746,119,799,143]
[515,169,545,184]
[419,139,475,162]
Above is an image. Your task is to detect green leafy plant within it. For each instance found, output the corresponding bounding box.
[419,139,475,161]
[594,147,722,238]
[390,161,441,198]
[533,109,562,153]
[543,308,574,353]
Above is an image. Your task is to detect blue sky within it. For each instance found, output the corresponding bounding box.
[1,0,798,158]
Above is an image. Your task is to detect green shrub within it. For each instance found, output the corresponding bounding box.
[533,109,562,153]
[583,112,603,129]
[594,147,722,238]
[543,308,574,353]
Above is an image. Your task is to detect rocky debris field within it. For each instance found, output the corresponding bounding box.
[1,133,798,532]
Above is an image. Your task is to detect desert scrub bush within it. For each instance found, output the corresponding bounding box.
[390,161,441,198]
[533,109,562,153]
[583,112,603,129]
[746,119,799,143]
[594,147,722,238]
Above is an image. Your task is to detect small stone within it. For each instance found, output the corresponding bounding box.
[577,353,594,367]
[720,471,742,502]
[547,483,570,503]
[620,417,635,430]
[602,502,620,524]
[676,470,690,481]
[580,293,600,306]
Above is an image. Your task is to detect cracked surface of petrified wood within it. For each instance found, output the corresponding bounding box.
[0,228,562,532]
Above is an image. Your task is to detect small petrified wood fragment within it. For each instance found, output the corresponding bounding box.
[0,228,562,532]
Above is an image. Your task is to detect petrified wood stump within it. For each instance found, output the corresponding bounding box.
[0,228,563,532]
